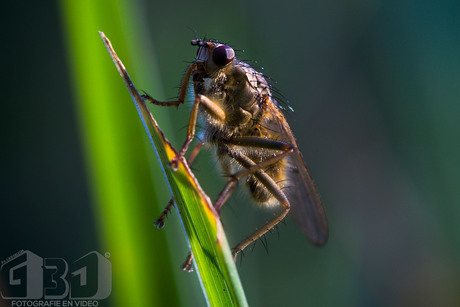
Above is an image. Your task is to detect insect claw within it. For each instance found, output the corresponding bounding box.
[153,218,165,229]
[181,262,193,272]
[140,91,150,100]
[168,157,180,171]
[181,253,194,272]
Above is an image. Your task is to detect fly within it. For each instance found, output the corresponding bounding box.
[143,39,328,267]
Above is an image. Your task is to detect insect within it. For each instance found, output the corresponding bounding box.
[143,39,328,265]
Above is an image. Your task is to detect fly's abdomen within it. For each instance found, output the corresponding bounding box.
[246,156,286,206]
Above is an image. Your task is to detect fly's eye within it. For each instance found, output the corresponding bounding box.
[212,45,235,66]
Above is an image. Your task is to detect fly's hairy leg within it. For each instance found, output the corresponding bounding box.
[153,142,204,229]
[213,138,293,215]
[183,138,294,270]
[181,253,194,272]
[170,94,225,169]
[153,198,175,229]
[149,90,224,270]
[142,63,197,169]
[230,152,291,262]
[215,137,294,261]
[142,63,196,107]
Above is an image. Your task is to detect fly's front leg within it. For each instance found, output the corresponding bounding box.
[142,62,224,170]
[169,94,225,170]
[142,63,196,107]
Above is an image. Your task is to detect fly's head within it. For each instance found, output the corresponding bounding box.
[190,40,266,127]
[191,39,235,78]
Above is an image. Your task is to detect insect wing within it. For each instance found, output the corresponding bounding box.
[285,150,328,245]
[272,106,329,245]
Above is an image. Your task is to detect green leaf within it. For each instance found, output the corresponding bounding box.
[59,2,180,306]
[100,32,248,307]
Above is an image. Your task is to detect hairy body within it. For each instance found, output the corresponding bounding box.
[144,39,328,264]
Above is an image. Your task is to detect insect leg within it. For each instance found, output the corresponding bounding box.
[181,252,194,272]
[213,136,293,214]
[153,142,205,272]
[230,153,291,262]
[153,142,204,229]
[225,136,293,151]
[142,63,196,106]
[181,145,293,271]
[213,147,293,214]
[187,140,204,164]
[210,135,297,261]
[170,94,225,169]
[153,198,174,229]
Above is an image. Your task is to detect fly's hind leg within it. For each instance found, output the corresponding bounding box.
[181,147,293,272]
[230,153,291,262]
[209,137,295,261]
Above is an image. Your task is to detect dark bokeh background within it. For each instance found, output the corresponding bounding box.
[2,0,460,306]
[1,3,97,264]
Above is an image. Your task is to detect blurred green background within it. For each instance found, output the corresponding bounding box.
[2,0,460,306]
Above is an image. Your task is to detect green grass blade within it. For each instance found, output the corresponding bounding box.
[59,2,179,306]
[100,32,248,307]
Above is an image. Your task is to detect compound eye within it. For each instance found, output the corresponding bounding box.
[212,45,235,66]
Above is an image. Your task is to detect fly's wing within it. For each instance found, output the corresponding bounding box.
[284,149,328,245]
[269,104,329,245]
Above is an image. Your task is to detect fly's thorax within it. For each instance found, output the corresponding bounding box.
[192,68,228,132]
[192,67,227,98]
[192,64,252,130]
[235,61,272,99]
